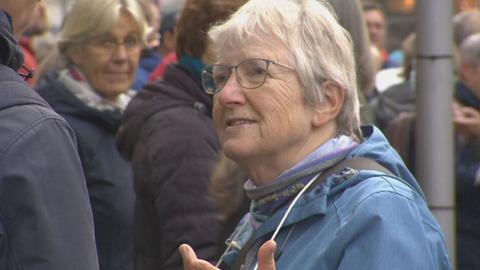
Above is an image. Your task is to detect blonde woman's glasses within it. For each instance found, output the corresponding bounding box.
[88,35,142,54]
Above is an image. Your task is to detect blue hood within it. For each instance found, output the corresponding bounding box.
[347,125,423,196]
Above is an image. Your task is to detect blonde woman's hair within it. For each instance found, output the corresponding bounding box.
[36,0,146,82]
[59,0,146,54]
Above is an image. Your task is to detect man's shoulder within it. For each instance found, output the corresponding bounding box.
[0,70,71,154]
[0,65,58,116]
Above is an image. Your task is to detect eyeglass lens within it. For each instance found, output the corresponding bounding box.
[203,59,269,94]
[90,35,141,52]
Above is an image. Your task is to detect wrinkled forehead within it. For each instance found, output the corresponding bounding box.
[213,34,291,66]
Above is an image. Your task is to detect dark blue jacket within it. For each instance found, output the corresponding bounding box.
[37,74,135,270]
[454,81,480,270]
[0,10,98,270]
[131,49,162,91]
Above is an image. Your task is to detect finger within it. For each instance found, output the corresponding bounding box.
[460,107,480,118]
[179,244,197,269]
[452,102,462,116]
[179,244,219,270]
[257,240,277,270]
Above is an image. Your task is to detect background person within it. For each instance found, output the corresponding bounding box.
[35,0,145,269]
[363,1,400,69]
[0,0,99,269]
[131,0,162,91]
[453,33,480,270]
[453,10,480,49]
[180,0,451,269]
[18,1,49,86]
[148,10,178,81]
[329,0,375,122]
[452,10,480,73]
[157,10,177,58]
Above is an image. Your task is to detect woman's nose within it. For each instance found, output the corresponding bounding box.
[215,72,246,107]
[112,44,129,60]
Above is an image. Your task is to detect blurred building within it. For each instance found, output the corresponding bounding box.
[363,0,480,52]
[45,0,185,32]
[38,0,480,54]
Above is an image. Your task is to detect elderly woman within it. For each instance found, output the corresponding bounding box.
[36,0,144,269]
[179,0,452,270]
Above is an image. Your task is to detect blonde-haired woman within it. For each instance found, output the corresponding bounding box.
[36,0,145,269]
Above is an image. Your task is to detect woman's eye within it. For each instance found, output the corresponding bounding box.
[246,66,267,76]
[100,39,115,48]
[214,72,229,84]
[125,37,140,48]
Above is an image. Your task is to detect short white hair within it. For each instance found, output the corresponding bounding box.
[208,0,360,136]
[460,33,480,67]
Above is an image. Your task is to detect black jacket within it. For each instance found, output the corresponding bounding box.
[117,64,220,270]
[0,10,98,270]
[454,81,480,270]
[37,74,135,270]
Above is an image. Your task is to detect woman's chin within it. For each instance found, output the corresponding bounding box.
[223,142,252,163]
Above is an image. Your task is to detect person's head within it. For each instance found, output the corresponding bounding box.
[175,0,247,63]
[137,0,160,48]
[158,11,177,56]
[453,10,480,47]
[459,33,480,100]
[1,0,41,39]
[58,0,145,100]
[363,2,386,50]
[205,0,359,181]
[23,1,49,37]
[400,33,416,79]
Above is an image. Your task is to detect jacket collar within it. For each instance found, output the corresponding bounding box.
[0,10,24,70]
[0,65,49,111]
[253,125,421,240]
[254,179,331,239]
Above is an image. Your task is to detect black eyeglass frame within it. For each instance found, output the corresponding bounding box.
[202,58,295,95]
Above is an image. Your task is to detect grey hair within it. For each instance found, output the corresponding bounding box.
[208,0,360,137]
[58,0,146,54]
[453,10,480,47]
[459,33,480,67]
[35,0,145,82]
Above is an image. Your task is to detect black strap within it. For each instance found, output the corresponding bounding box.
[229,157,393,270]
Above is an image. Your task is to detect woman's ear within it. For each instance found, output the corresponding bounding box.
[311,80,345,128]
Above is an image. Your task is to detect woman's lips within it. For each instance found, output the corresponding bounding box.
[226,118,256,127]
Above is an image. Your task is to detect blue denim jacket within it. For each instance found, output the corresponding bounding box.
[222,125,451,270]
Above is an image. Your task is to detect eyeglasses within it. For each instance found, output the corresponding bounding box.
[202,58,294,95]
[87,35,142,54]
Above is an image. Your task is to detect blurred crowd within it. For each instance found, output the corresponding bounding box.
[1,0,480,269]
